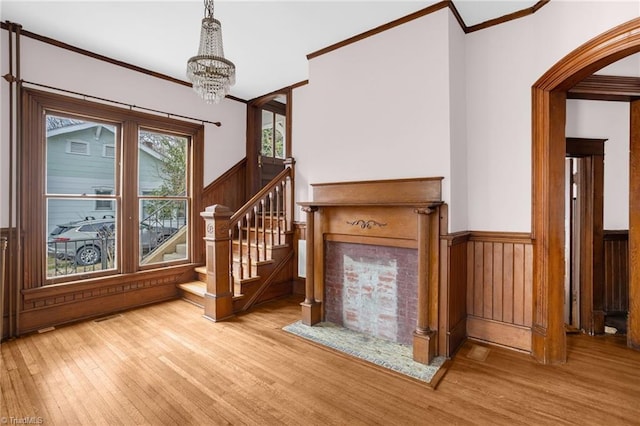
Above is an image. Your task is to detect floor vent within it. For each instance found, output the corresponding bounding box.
[466,344,490,362]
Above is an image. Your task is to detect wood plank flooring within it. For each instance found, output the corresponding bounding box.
[2,295,640,425]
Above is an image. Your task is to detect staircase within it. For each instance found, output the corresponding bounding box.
[178,164,295,316]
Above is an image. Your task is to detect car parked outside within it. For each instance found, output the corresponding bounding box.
[48,217,176,266]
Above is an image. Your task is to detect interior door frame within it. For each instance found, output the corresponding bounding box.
[566,138,606,336]
[246,89,292,199]
[532,17,640,364]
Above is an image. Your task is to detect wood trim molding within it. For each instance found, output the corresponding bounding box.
[532,17,640,362]
[566,138,606,157]
[464,0,549,34]
[467,316,532,352]
[468,231,532,244]
[307,1,449,60]
[568,75,640,102]
[307,0,550,60]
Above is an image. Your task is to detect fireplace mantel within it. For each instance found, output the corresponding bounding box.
[298,177,445,365]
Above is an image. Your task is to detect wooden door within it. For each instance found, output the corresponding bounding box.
[246,93,290,198]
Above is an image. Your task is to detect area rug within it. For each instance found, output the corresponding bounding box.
[283,321,446,386]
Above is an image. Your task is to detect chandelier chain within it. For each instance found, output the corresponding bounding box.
[204,0,214,19]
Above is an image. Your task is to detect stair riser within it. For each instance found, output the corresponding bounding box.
[180,289,204,308]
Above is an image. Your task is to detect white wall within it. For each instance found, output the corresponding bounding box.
[0,32,247,228]
[448,11,468,232]
[293,9,455,225]
[566,100,630,230]
[465,1,639,232]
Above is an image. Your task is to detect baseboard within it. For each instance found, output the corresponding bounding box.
[466,315,531,352]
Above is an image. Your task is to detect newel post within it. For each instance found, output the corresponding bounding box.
[300,206,321,325]
[201,205,234,322]
[413,207,437,365]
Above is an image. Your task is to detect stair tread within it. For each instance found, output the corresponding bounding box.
[178,280,206,296]
[195,266,207,274]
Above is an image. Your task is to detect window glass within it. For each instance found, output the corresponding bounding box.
[46,199,117,278]
[261,110,274,157]
[46,115,116,195]
[138,130,189,265]
[275,113,286,159]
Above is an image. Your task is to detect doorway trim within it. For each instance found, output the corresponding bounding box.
[532,17,640,363]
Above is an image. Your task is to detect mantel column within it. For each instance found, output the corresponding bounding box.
[300,206,321,325]
[413,207,437,365]
[201,205,234,322]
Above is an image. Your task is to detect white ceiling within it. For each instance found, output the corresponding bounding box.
[0,1,539,101]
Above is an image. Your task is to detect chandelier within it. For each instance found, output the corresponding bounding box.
[186,0,236,103]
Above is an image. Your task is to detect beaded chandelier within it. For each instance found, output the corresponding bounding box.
[186,0,236,103]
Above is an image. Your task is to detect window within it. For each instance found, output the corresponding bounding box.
[67,140,89,155]
[23,90,203,286]
[261,110,286,159]
[103,144,115,158]
[95,189,114,211]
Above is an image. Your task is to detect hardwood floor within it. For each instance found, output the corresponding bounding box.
[2,295,639,425]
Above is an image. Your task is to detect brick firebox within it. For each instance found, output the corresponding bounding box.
[325,242,418,345]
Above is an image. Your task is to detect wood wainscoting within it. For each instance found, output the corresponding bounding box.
[439,229,469,356]
[202,159,247,213]
[604,230,629,315]
[462,232,533,352]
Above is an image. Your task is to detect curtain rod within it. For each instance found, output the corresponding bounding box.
[21,80,222,127]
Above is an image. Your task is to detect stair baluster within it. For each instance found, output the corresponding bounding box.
[260,199,266,261]
[275,185,282,246]
[237,220,244,280]
[245,212,252,279]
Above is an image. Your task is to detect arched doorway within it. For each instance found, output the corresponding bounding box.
[532,17,640,364]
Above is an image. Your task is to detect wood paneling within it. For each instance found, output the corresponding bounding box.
[604,231,629,314]
[17,265,194,333]
[466,232,533,352]
[201,158,247,213]
[439,232,469,356]
[467,316,532,352]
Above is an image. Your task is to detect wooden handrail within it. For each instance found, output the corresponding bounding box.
[230,166,292,223]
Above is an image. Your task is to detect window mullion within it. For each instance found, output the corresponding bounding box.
[120,121,139,273]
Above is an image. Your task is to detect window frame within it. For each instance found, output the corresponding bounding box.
[21,89,205,288]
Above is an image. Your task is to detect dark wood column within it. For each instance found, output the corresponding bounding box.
[413,207,437,365]
[300,206,321,325]
[201,205,234,322]
[629,100,640,349]
[531,88,567,364]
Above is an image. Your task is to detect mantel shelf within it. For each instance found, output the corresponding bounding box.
[297,201,444,208]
